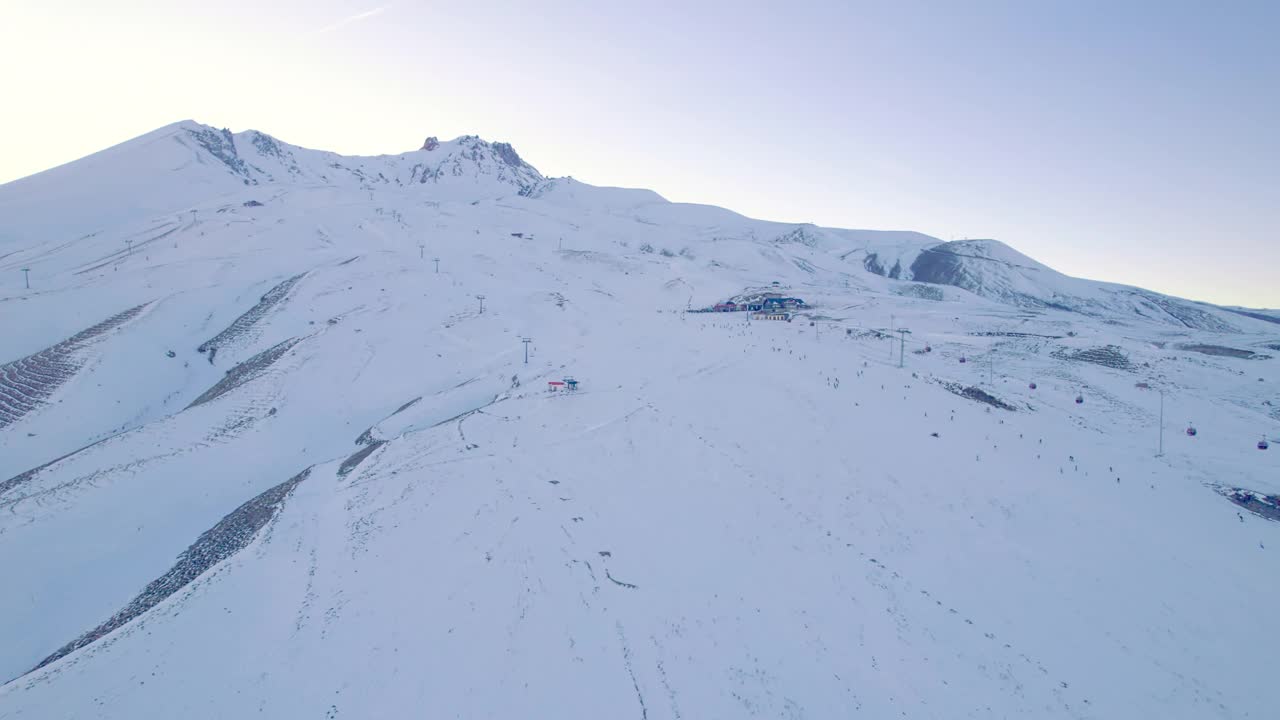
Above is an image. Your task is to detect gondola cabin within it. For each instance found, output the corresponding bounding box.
[1029,382,1037,390]
[1186,426,1197,437]
[1260,438,1270,451]
[1075,394,1084,404]
[959,356,967,364]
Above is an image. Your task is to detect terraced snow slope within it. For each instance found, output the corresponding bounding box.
[0,122,1276,719]
[0,303,148,428]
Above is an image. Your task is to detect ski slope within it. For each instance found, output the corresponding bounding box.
[0,122,1276,719]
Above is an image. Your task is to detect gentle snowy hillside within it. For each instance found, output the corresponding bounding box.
[0,122,1276,719]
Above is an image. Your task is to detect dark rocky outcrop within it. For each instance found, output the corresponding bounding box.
[30,467,312,676]
[187,337,301,409]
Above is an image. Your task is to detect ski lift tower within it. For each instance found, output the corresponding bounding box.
[21,268,30,289]
[1139,382,1166,457]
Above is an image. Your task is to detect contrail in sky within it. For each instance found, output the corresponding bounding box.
[314,5,388,34]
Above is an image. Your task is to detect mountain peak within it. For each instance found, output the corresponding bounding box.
[491,141,524,168]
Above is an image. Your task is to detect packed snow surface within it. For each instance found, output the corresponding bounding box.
[0,121,1276,719]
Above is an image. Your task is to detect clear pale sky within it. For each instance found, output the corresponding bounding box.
[3,1,1277,307]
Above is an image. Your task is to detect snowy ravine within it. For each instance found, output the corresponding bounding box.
[0,121,1276,719]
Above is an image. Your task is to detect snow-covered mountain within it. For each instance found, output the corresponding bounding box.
[0,121,543,248]
[860,238,1247,331]
[0,121,1276,719]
